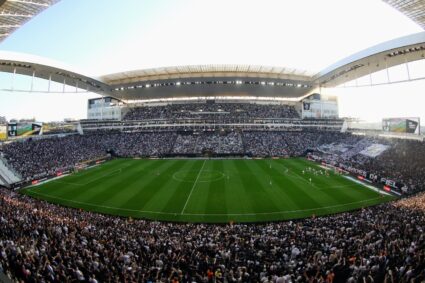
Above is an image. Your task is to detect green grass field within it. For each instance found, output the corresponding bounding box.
[22,158,395,223]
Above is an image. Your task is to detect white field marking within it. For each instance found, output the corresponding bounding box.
[278,161,354,190]
[180,159,206,214]
[73,164,102,175]
[279,164,322,190]
[281,168,358,190]
[51,167,126,187]
[26,173,71,188]
[25,161,110,188]
[83,169,123,185]
[319,165,332,171]
[25,190,386,217]
[51,180,84,187]
[172,170,225,183]
[327,184,359,189]
[343,175,392,196]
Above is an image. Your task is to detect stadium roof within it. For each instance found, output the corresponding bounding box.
[383,0,425,30]
[101,65,315,86]
[314,31,425,87]
[3,29,425,99]
[0,50,110,93]
[1,0,425,99]
[0,0,59,43]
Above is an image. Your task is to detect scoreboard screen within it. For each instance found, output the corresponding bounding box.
[7,122,43,137]
[382,117,420,135]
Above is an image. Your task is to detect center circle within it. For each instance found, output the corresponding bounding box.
[173,170,225,183]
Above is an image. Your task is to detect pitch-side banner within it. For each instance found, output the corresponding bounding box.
[382,117,420,135]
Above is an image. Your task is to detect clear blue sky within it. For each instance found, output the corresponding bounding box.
[0,0,424,121]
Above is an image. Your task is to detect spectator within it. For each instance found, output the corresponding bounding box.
[0,188,424,282]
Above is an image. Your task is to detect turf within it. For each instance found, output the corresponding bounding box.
[21,158,395,223]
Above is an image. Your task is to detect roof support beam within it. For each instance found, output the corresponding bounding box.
[0,24,20,28]
[0,12,32,17]
[7,0,49,7]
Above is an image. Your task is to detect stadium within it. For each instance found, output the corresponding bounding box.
[0,0,425,282]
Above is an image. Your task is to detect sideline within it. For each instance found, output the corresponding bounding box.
[26,189,387,217]
[24,164,102,189]
[343,175,392,196]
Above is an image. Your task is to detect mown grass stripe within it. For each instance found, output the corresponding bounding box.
[155,160,201,213]
[25,190,388,216]
[22,158,395,223]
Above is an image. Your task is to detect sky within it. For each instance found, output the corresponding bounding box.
[0,0,424,122]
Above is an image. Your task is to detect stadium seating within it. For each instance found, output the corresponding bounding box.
[1,185,425,282]
[1,130,424,195]
[124,103,301,120]
[1,128,425,282]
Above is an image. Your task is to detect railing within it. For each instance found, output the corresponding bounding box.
[80,118,344,132]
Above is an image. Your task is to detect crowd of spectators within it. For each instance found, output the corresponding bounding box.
[220,132,244,154]
[242,132,334,157]
[192,132,244,154]
[351,139,425,195]
[0,131,330,180]
[1,128,425,282]
[243,132,289,156]
[1,135,106,181]
[124,103,300,121]
[1,187,425,282]
[1,130,354,181]
[0,132,176,181]
[172,134,197,154]
[314,135,425,195]
[2,130,425,195]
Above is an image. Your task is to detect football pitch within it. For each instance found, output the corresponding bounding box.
[22,158,395,223]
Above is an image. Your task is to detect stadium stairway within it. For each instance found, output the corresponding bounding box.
[0,156,21,188]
